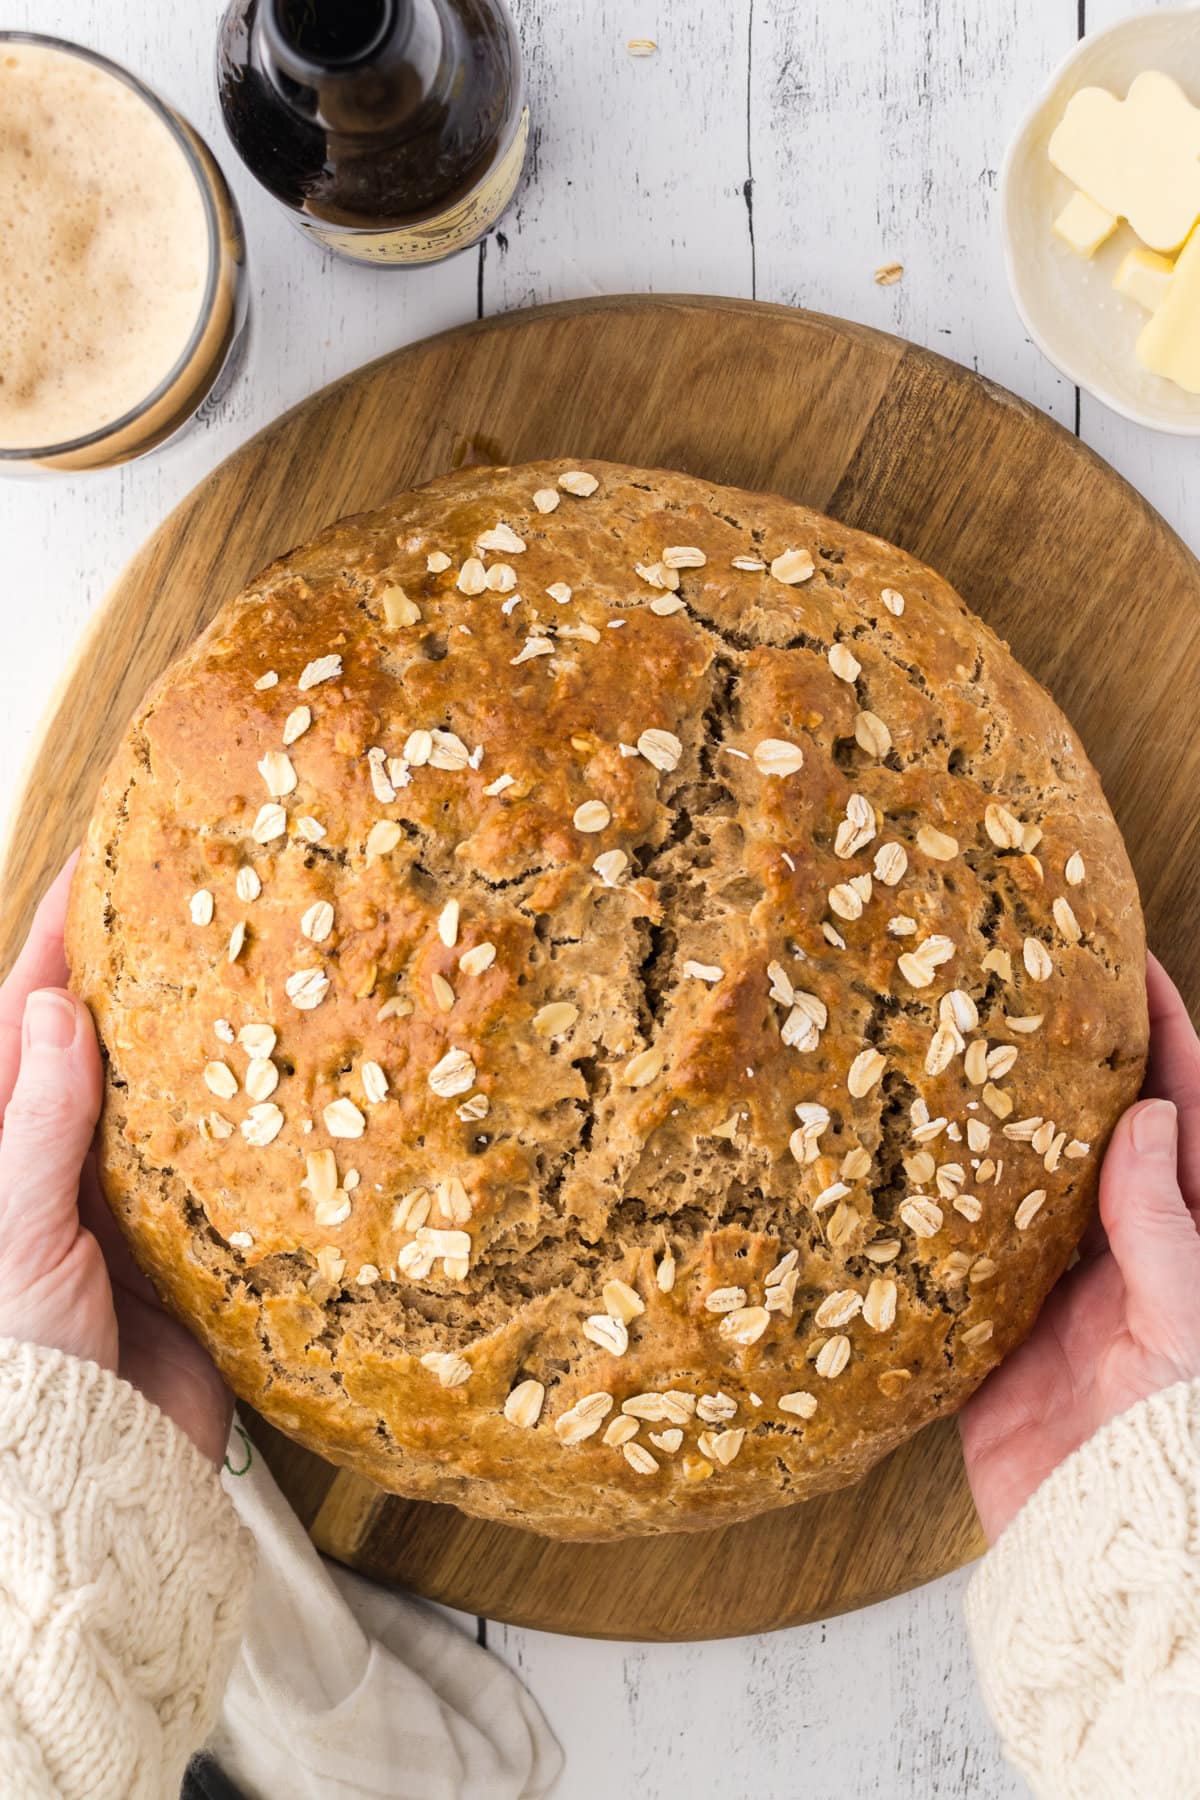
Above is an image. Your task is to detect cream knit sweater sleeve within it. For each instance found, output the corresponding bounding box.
[966,1377,1200,1799]
[0,1338,252,1800]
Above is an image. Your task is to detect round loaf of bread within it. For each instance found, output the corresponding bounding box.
[67,458,1147,1539]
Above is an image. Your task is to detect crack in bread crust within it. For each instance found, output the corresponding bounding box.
[66,458,1148,1540]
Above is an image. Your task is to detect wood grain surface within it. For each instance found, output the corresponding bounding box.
[3,293,1198,1641]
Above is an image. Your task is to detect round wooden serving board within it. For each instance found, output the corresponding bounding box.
[3,296,1198,1641]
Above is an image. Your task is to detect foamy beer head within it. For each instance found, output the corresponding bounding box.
[0,37,245,471]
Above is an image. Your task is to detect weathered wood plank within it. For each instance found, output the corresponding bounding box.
[482,0,754,312]
[749,0,1076,423]
[491,1568,1028,1799]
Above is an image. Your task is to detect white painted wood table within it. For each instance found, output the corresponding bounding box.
[1,2,1192,1794]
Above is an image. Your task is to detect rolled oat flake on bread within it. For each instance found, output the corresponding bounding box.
[67,458,1147,1540]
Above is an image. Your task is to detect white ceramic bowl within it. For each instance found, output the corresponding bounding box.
[1001,4,1200,435]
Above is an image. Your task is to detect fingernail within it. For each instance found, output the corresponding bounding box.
[1132,1099,1177,1158]
[24,990,77,1052]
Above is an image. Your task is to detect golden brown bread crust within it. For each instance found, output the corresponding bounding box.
[67,458,1148,1539]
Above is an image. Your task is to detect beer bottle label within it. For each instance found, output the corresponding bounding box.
[300,107,528,265]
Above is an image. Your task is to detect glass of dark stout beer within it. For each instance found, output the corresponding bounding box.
[0,35,246,474]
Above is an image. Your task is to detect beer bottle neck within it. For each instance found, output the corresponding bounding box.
[259,0,446,133]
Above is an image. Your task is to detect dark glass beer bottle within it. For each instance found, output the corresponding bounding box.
[216,0,527,266]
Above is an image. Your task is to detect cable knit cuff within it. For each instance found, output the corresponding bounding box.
[0,1339,253,1800]
[966,1379,1200,1799]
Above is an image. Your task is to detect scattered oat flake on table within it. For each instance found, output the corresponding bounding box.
[627,36,657,55]
[875,262,904,285]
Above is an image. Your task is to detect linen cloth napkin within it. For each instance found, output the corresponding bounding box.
[205,1416,563,1799]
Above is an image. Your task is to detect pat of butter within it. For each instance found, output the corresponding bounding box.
[1112,245,1175,312]
[1054,190,1117,256]
[1137,227,1200,393]
[1048,69,1200,253]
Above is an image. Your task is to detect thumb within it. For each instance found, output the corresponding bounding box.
[0,989,102,1281]
[1100,1098,1200,1368]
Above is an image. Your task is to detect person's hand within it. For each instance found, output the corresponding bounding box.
[961,953,1200,1541]
[0,857,232,1465]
